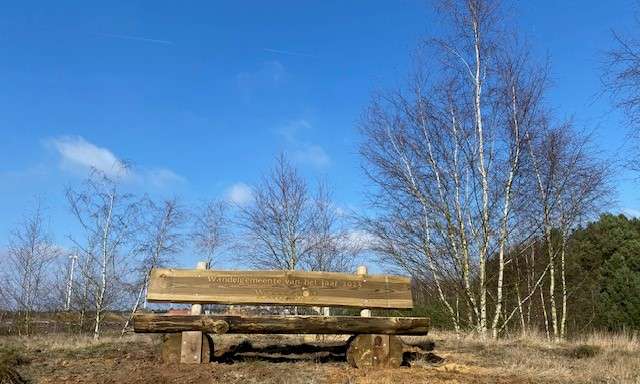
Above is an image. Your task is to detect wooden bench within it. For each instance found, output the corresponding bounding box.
[133,262,430,368]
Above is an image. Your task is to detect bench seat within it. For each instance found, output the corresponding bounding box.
[133,314,430,335]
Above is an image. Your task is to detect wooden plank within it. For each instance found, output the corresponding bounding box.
[133,314,430,335]
[147,268,413,309]
[180,261,207,364]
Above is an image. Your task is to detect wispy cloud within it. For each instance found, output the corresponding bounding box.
[293,144,331,168]
[145,168,185,187]
[96,32,173,45]
[345,229,376,249]
[277,119,331,169]
[278,119,312,142]
[225,182,253,205]
[236,61,286,98]
[46,135,184,187]
[48,136,130,178]
[263,48,318,59]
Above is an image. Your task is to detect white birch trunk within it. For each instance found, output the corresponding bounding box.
[560,236,568,339]
[94,191,114,340]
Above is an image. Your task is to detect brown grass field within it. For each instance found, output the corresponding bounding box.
[1,330,639,384]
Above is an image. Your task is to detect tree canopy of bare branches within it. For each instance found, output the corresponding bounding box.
[66,169,141,339]
[3,201,60,335]
[237,155,314,270]
[360,0,609,339]
[604,17,640,173]
[301,183,360,272]
[237,155,357,272]
[121,197,186,334]
[191,199,228,268]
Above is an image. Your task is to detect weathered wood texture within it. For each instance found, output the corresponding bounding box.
[180,261,207,364]
[146,268,413,309]
[133,314,430,335]
[162,333,214,364]
[356,266,372,317]
[346,334,404,368]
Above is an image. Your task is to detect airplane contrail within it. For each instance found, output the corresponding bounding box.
[96,33,174,45]
[263,48,318,58]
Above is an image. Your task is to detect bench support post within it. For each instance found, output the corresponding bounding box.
[346,334,404,368]
[180,261,207,364]
[347,265,403,368]
[356,266,371,317]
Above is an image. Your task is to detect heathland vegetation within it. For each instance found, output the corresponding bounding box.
[1,0,640,382]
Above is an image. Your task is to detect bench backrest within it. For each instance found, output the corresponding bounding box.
[147,268,413,309]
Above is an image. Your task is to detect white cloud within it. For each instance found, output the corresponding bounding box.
[47,135,184,187]
[277,119,331,169]
[345,229,377,249]
[145,168,185,187]
[49,135,129,178]
[293,144,331,168]
[225,182,253,205]
[277,119,312,142]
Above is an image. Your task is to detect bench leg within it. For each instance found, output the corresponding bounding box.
[162,333,213,364]
[346,334,404,368]
[180,261,208,363]
[180,331,203,363]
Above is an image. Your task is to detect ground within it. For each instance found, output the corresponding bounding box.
[1,331,638,384]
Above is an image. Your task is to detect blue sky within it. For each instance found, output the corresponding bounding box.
[1,0,639,267]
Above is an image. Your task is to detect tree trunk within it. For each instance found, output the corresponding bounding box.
[94,247,108,340]
[472,11,489,339]
[79,275,88,334]
[540,286,550,341]
[560,236,568,339]
[491,84,521,339]
[549,246,558,342]
[94,191,114,340]
[94,283,104,340]
[121,276,147,336]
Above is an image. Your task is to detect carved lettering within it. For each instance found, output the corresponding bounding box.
[147,268,413,308]
[205,275,362,289]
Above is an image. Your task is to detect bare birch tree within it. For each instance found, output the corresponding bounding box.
[360,0,539,338]
[67,169,140,339]
[191,200,228,268]
[237,155,316,271]
[237,155,354,274]
[604,19,640,173]
[4,201,60,335]
[302,183,359,272]
[48,249,80,313]
[359,0,607,338]
[75,254,94,333]
[121,197,185,335]
[526,126,610,340]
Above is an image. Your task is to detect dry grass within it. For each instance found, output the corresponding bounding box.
[0,330,637,383]
[421,329,640,384]
[2,333,139,350]
[0,343,29,384]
